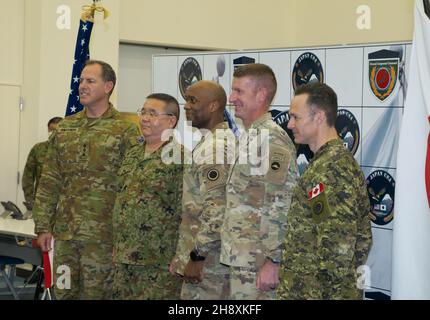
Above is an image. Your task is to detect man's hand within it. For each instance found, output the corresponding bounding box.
[169,257,179,276]
[37,232,53,252]
[168,261,176,276]
[256,259,280,291]
[168,256,184,278]
[183,259,204,283]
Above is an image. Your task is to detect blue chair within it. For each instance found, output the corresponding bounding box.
[0,255,25,300]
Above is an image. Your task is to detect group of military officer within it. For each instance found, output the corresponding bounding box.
[26,59,372,300]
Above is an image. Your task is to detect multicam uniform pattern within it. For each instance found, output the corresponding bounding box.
[32,105,139,299]
[172,122,233,300]
[112,138,183,300]
[221,113,298,300]
[277,138,372,300]
[22,141,49,207]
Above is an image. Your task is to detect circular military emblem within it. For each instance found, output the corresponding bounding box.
[271,162,280,171]
[313,201,324,215]
[335,109,360,155]
[366,170,395,225]
[207,169,219,181]
[368,49,400,101]
[178,57,202,99]
[375,68,391,91]
[292,52,324,91]
[271,109,314,175]
[271,109,291,133]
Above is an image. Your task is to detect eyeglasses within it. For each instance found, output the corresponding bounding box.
[137,108,174,119]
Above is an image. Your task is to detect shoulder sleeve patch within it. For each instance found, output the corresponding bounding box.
[265,144,291,185]
[309,190,331,223]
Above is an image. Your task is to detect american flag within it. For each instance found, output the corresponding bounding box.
[65,19,94,116]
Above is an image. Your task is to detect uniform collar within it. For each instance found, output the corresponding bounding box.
[75,103,118,120]
[312,138,343,161]
[195,121,229,147]
[143,136,175,161]
[249,113,272,129]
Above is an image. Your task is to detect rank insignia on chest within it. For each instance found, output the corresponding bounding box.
[308,183,331,223]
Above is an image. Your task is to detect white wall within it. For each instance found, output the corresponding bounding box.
[119,0,414,50]
[117,44,195,113]
[0,0,24,204]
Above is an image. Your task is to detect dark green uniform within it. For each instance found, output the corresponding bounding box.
[33,105,139,300]
[22,141,48,207]
[277,138,372,300]
[112,138,183,300]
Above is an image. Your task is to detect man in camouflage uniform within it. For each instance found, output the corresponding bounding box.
[277,82,372,300]
[170,81,233,299]
[22,117,62,210]
[222,64,298,299]
[33,60,140,299]
[112,93,183,300]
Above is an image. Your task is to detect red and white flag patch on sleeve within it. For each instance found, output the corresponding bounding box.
[309,183,325,200]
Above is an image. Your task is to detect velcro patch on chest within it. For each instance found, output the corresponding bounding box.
[202,164,228,192]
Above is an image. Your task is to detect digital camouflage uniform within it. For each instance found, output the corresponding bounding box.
[32,105,139,300]
[277,138,372,300]
[221,113,298,300]
[22,141,49,207]
[172,122,233,300]
[112,138,183,300]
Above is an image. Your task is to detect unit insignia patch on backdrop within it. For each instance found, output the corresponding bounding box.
[368,49,401,102]
[366,170,395,225]
[179,57,202,99]
[336,109,360,155]
[271,109,314,175]
[292,51,324,91]
[271,109,290,133]
[233,56,256,71]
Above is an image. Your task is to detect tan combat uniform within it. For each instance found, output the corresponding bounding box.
[221,113,298,300]
[173,122,233,299]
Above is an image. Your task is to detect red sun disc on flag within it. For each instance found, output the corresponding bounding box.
[375,68,391,90]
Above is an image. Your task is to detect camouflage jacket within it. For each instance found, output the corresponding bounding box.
[277,138,372,300]
[22,140,49,205]
[32,105,140,242]
[172,122,233,275]
[113,138,183,266]
[220,113,298,269]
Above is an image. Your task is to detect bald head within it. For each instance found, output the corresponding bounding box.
[184,80,227,130]
[189,80,227,112]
